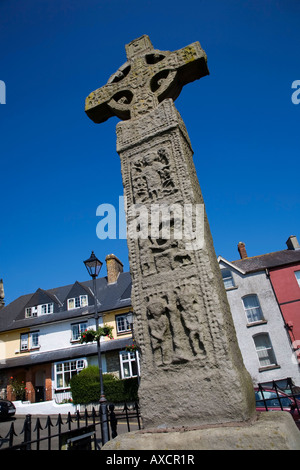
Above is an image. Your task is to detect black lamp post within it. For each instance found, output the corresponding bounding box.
[83,251,109,445]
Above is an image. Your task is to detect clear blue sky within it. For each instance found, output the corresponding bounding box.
[1,0,299,304]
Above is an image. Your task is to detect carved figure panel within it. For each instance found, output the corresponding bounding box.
[145,283,206,367]
[131,147,177,204]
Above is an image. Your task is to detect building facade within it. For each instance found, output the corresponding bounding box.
[0,255,137,403]
[2,237,299,404]
[268,236,300,355]
[218,236,300,387]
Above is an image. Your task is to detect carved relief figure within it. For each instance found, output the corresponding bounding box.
[131,148,177,203]
[146,288,206,367]
[146,295,172,366]
[175,288,206,359]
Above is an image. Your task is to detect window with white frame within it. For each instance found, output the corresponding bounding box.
[67,295,88,310]
[242,294,264,324]
[20,331,39,351]
[71,322,88,341]
[25,306,38,318]
[41,303,54,315]
[20,333,29,351]
[25,304,54,317]
[55,359,86,389]
[221,269,235,289]
[295,271,300,287]
[31,332,39,348]
[116,314,131,334]
[119,351,139,379]
[253,333,277,368]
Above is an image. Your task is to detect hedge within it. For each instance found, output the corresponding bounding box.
[70,366,139,405]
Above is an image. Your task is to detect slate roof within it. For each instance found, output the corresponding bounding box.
[231,249,300,274]
[0,337,130,370]
[0,272,132,333]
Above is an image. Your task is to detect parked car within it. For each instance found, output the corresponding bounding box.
[0,399,16,420]
[255,387,300,429]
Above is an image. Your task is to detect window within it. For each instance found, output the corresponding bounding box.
[242,295,264,324]
[67,295,88,310]
[25,304,53,317]
[20,332,39,351]
[253,334,277,368]
[25,306,37,318]
[119,351,139,379]
[221,269,235,289]
[71,322,88,341]
[41,303,53,315]
[31,332,39,348]
[20,333,29,351]
[295,271,300,287]
[55,360,85,389]
[116,314,131,334]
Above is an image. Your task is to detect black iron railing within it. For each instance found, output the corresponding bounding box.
[256,378,300,429]
[0,402,141,450]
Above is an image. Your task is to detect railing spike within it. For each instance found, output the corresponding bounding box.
[33,417,43,432]
[55,413,64,426]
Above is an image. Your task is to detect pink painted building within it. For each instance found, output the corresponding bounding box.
[268,236,300,354]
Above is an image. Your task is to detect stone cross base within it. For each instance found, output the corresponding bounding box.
[102,413,300,450]
[117,99,255,428]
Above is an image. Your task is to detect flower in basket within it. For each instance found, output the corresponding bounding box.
[80,328,97,343]
[80,325,114,343]
[125,340,138,352]
[102,325,114,340]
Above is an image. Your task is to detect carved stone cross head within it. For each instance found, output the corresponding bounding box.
[85,35,209,123]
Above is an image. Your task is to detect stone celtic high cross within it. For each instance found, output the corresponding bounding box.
[85,35,209,122]
[86,36,255,429]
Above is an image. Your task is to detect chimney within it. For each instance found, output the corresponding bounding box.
[105,254,123,284]
[238,242,248,259]
[286,235,300,251]
[0,278,5,309]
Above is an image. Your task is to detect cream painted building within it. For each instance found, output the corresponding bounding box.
[0,255,137,403]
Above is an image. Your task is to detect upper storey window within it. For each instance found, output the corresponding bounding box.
[25,306,37,318]
[116,313,131,334]
[221,269,235,289]
[25,303,54,318]
[41,303,54,315]
[242,294,264,324]
[67,295,88,310]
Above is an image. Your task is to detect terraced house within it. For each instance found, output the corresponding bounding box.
[0,255,138,404]
[218,236,300,388]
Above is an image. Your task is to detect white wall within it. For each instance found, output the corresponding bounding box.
[219,260,300,386]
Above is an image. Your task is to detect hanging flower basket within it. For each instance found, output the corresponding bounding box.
[80,325,114,343]
[80,329,96,343]
[125,340,138,352]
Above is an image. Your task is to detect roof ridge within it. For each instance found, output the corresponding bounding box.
[231,249,290,263]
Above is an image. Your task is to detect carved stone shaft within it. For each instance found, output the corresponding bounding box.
[86,36,256,429]
[117,99,255,428]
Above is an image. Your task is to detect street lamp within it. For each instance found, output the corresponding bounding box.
[83,251,109,445]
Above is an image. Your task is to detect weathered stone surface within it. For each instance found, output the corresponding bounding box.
[86,36,256,429]
[85,35,209,123]
[117,98,255,428]
[102,412,300,450]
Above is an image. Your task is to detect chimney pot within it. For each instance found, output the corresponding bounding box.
[0,279,4,310]
[105,254,123,284]
[286,235,300,251]
[238,242,248,259]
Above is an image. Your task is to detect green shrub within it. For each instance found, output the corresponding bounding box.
[70,366,139,405]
